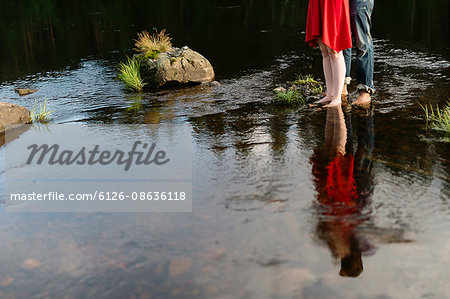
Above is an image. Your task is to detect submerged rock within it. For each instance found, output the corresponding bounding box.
[15,88,38,96]
[143,46,215,87]
[273,86,287,93]
[203,80,220,87]
[0,102,30,133]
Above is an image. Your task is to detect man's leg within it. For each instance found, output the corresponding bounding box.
[350,0,375,106]
[343,48,352,95]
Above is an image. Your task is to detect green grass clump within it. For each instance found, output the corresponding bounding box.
[272,89,306,105]
[420,100,450,134]
[117,57,146,91]
[311,85,323,95]
[272,74,323,105]
[293,74,323,95]
[118,29,173,90]
[144,50,160,60]
[293,74,319,85]
[29,99,53,123]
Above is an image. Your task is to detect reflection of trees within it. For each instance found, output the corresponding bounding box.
[374,0,448,46]
[266,107,290,154]
[0,0,447,82]
[189,102,302,157]
[189,103,264,156]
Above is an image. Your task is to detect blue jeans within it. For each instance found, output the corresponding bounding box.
[343,0,375,94]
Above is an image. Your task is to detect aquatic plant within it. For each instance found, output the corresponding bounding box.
[134,29,172,57]
[293,74,323,96]
[145,51,160,60]
[272,74,323,105]
[311,85,323,96]
[29,99,53,123]
[421,101,450,134]
[272,89,306,105]
[293,74,318,85]
[117,57,146,91]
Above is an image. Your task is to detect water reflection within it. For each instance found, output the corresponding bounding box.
[311,106,376,277]
[0,125,31,148]
[125,94,143,114]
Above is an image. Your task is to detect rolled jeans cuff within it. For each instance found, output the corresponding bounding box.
[357,84,375,95]
[344,77,352,85]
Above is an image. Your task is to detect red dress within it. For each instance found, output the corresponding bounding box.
[305,0,352,52]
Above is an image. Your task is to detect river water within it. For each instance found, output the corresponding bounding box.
[0,0,449,298]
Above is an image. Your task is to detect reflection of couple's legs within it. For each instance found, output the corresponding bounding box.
[314,108,375,278]
[315,38,346,108]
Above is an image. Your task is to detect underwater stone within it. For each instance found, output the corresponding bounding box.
[273,86,287,93]
[15,88,38,96]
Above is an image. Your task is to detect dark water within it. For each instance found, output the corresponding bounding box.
[0,0,449,298]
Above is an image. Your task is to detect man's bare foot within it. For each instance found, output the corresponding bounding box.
[352,91,371,107]
[324,99,342,107]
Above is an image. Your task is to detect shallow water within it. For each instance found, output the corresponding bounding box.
[1,0,450,298]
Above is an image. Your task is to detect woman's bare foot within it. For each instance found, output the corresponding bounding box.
[323,98,342,107]
[319,84,348,98]
[314,95,333,105]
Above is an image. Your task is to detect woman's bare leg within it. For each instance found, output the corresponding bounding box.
[314,38,334,104]
[324,48,346,108]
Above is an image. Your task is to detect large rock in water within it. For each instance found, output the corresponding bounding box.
[0,102,30,133]
[146,46,215,87]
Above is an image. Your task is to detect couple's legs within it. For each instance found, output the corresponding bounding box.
[315,38,346,107]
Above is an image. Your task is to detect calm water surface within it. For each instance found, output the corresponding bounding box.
[0,0,449,298]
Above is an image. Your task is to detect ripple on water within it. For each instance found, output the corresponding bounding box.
[373,39,449,113]
[0,59,126,123]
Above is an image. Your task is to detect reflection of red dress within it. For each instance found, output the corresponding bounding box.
[323,154,358,210]
[312,153,358,212]
[305,0,352,52]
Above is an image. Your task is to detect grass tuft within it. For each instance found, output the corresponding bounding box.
[134,29,172,57]
[420,100,450,134]
[272,74,323,105]
[144,50,160,60]
[117,57,146,91]
[272,89,306,105]
[29,99,53,123]
[293,74,319,85]
[293,74,323,95]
